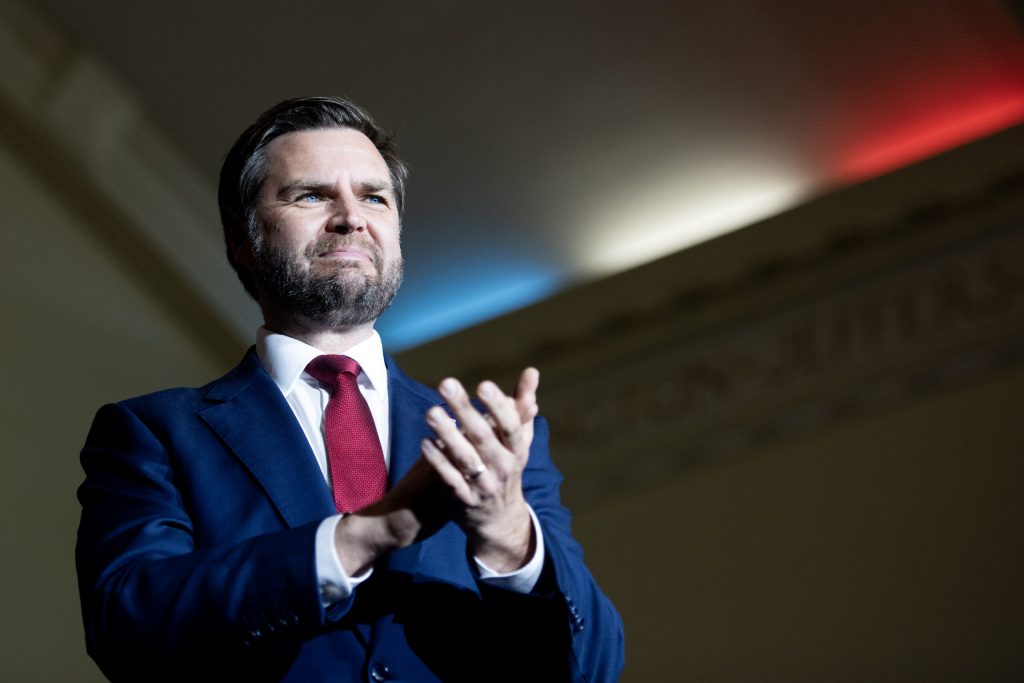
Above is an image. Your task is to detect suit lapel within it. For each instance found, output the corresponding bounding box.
[199,350,335,529]
[384,356,438,486]
[379,357,436,576]
[382,358,478,593]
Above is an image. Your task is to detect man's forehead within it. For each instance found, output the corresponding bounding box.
[264,127,389,178]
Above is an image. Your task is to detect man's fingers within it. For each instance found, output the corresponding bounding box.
[514,367,540,423]
[437,378,508,453]
[430,370,539,483]
[476,381,524,448]
[426,401,507,491]
[420,438,475,504]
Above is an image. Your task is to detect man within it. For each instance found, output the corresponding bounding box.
[76,96,624,682]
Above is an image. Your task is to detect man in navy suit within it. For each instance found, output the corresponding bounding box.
[76,96,624,682]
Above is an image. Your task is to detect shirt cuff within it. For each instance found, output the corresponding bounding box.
[472,505,546,594]
[315,514,373,608]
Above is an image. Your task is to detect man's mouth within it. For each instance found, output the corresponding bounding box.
[318,246,372,262]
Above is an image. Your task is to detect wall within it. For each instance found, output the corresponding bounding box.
[0,137,233,681]
[578,363,1023,680]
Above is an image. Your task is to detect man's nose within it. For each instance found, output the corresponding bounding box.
[328,197,367,233]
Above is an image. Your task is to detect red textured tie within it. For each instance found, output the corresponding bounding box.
[305,355,386,513]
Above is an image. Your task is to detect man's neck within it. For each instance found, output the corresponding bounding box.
[262,315,376,355]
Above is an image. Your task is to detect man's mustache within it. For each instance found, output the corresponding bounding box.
[306,235,383,266]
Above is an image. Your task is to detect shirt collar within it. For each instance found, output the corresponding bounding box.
[256,327,388,396]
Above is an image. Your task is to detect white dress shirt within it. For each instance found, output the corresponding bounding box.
[255,328,544,604]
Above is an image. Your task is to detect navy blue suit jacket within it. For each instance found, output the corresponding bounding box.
[76,350,624,681]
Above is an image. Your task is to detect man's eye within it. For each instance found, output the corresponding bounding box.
[365,195,387,205]
[297,193,321,203]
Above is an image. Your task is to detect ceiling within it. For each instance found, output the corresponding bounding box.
[28,0,1024,349]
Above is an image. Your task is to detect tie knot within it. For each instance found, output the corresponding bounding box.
[305,355,362,391]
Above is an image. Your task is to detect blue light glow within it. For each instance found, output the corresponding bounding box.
[375,259,564,352]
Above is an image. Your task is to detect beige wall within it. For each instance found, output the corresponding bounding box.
[577,364,1024,680]
[0,138,233,681]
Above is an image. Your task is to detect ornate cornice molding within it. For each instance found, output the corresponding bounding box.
[548,210,1023,507]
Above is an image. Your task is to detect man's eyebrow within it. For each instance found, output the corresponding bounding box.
[275,178,395,198]
[276,180,333,198]
[355,179,395,195]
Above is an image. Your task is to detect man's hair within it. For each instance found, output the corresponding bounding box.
[217,95,409,298]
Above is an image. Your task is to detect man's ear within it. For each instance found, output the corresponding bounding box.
[228,227,254,268]
[229,240,249,267]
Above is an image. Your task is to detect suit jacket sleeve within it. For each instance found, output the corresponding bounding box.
[76,399,329,681]
[517,416,626,682]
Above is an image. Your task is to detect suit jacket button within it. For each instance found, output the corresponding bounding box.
[320,582,343,603]
[370,661,391,681]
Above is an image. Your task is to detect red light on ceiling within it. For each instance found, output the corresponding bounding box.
[833,91,1024,183]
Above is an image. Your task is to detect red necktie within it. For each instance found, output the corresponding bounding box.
[305,355,387,513]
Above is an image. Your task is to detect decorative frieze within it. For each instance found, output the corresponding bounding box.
[540,191,1024,507]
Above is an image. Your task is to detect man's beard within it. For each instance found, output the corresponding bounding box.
[252,234,403,328]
